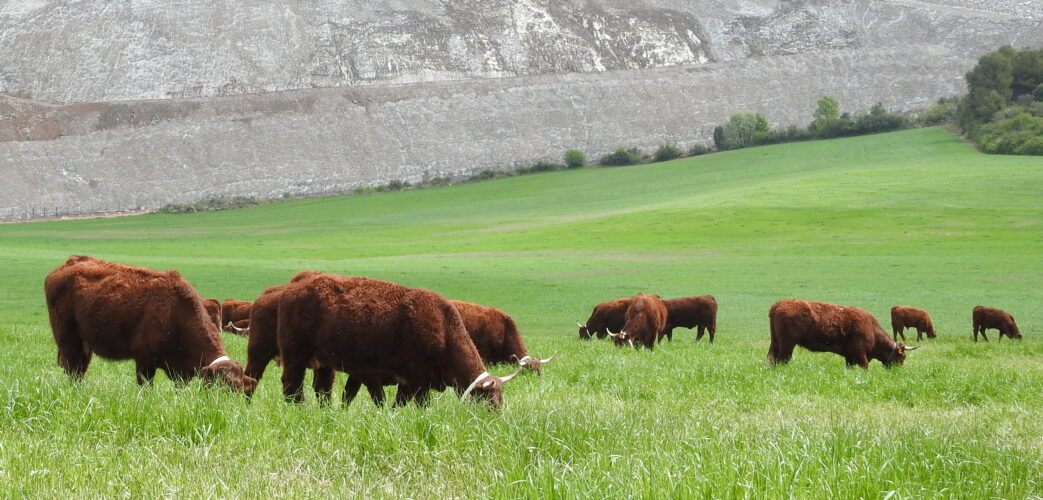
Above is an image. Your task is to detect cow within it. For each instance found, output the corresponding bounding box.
[202,298,223,331]
[577,297,632,339]
[275,273,520,408]
[890,306,937,341]
[227,319,251,335]
[43,255,255,391]
[768,299,918,368]
[663,295,718,343]
[972,306,1022,341]
[608,293,668,350]
[449,299,553,374]
[221,298,252,332]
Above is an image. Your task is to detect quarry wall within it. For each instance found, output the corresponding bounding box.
[0,0,1040,219]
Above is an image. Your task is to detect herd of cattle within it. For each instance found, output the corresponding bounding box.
[43,256,1027,408]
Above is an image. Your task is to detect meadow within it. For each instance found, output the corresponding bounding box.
[1,126,1041,498]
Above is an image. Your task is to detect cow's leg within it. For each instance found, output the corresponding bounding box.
[280,361,307,403]
[665,328,673,342]
[393,384,417,407]
[312,367,335,406]
[773,341,795,364]
[411,385,432,407]
[916,329,924,342]
[893,327,905,342]
[708,323,716,344]
[134,361,156,386]
[365,381,387,406]
[695,326,705,342]
[595,329,608,340]
[342,375,363,407]
[53,328,92,380]
[243,337,278,395]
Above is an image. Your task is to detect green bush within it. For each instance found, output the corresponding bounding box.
[563,149,585,169]
[978,110,1043,155]
[599,147,645,166]
[527,161,564,173]
[918,97,960,125]
[156,196,261,214]
[687,144,712,156]
[852,103,909,134]
[652,144,683,162]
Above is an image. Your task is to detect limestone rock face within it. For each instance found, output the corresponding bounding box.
[0,0,1040,219]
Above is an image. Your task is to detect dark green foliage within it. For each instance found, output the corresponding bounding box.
[852,103,909,135]
[957,45,1043,155]
[918,97,960,125]
[563,149,586,169]
[427,176,452,187]
[386,179,411,191]
[652,144,683,162]
[811,96,841,135]
[156,196,261,214]
[713,126,726,151]
[687,144,712,156]
[977,104,1043,155]
[599,147,645,166]
[718,112,771,150]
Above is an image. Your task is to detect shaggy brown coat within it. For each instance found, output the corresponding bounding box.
[202,298,223,331]
[663,295,718,343]
[613,293,668,350]
[221,299,252,332]
[449,299,549,374]
[890,306,937,341]
[43,255,255,391]
[578,297,632,339]
[275,273,512,408]
[768,299,911,368]
[972,306,1022,341]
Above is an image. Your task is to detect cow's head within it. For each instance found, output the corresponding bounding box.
[883,343,920,367]
[607,329,635,348]
[511,354,555,375]
[200,356,257,393]
[577,322,592,339]
[460,367,522,409]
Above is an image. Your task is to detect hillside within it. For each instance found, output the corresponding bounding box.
[1,1,1041,220]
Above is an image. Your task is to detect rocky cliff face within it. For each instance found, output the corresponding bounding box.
[0,0,1040,219]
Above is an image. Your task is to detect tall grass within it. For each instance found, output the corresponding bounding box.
[0,127,1041,497]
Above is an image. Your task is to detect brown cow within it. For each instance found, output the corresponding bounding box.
[227,319,251,335]
[768,299,917,368]
[973,306,1022,341]
[609,293,668,350]
[577,297,632,339]
[450,300,553,374]
[44,255,255,391]
[890,306,937,341]
[222,299,252,332]
[202,298,223,331]
[275,273,520,408]
[663,295,718,343]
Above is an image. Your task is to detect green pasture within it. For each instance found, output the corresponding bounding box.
[1,127,1041,497]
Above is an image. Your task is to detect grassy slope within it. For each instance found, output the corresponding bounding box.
[1,127,1041,497]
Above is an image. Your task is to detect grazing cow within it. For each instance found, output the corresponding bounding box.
[577,297,632,339]
[768,299,917,368]
[609,293,668,350]
[202,298,223,331]
[890,306,937,341]
[276,273,520,408]
[43,255,255,391]
[221,299,252,332]
[972,306,1022,341]
[226,319,251,335]
[450,300,553,374]
[663,295,718,343]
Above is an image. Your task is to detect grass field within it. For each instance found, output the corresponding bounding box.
[1,127,1041,498]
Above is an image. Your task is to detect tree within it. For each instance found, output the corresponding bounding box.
[712,126,726,151]
[563,149,585,169]
[811,96,840,135]
[720,112,770,150]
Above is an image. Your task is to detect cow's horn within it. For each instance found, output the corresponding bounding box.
[607,329,619,338]
[906,345,921,351]
[461,371,491,400]
[499,366,524,383]
[539,355,555,363]
[576,322,585,328]
[627,339,635,348]
[229,323,248,333]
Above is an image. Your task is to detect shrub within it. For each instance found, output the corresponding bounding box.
[386,179,411,191]
[687,144,712,156]
[156,196,260,214]
[852,103,909,134]
[599,147,644,166]
[811,96,841,135]
[563,149,585,169]
[527,161,564,173]
[652,144,683,162]
[918,97,959,125]
[717,112,770,150]
[427,176,452,187]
